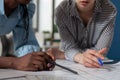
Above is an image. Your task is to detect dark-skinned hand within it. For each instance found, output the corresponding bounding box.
[13,51,55,71]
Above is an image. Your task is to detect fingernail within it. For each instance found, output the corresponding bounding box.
[47,63,51,67]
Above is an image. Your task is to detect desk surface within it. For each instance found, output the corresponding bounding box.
[0,60,120,80]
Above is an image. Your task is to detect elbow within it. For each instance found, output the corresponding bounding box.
[0,27,12,35]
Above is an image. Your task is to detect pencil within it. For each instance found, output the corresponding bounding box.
[49,61,78,74]
[40,49,78,74]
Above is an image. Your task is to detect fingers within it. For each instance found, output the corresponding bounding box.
[46,48,65,60]
[34,51,52,63]
[32,52,51,63]
[32,52,44,56]
[43,52,52,63]
[32,60,47,71]
[86,49,105,59]
[43,53,55,70]
[32,52,55,71]
[17,52,54,71]
[82,48,107,68]
[83,54,101,68]
[98,48,107,55]
[47,63,55,71]
[46,48,56,61]
[84,52,98,62]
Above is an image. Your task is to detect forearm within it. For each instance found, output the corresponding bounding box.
[0,57,17,69]
[90,27,114,55]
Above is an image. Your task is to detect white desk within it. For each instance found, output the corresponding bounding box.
[0,60,120,80]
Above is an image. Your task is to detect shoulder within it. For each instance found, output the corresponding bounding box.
[26,1,35,18]
[97,0,117,23]
[56,0,69,10]
[27,0,35,9]
[55,0,69,17]
[101,0,117,16]
[19,0,35,10]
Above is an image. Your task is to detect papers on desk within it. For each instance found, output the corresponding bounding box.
[0,60,120,80]
[55,60,120,80]
[0,69,26,79]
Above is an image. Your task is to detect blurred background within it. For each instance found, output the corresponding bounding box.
[32,0,64,51]
[0,0,120,60]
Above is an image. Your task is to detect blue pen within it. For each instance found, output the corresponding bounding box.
[97,48,104,66]
[98,58,103,66]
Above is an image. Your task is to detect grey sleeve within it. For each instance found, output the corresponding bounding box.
[91,11,117,56]
[55,6,80,61]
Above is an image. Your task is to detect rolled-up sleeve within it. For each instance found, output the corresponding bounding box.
[15,45,40,57]
[64,48,80,61]
[0,0,4,14]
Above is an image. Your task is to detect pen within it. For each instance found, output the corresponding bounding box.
[98,58,103,66]
[97,48,109,66]
[96,48,104,66]
[49,61,78,75]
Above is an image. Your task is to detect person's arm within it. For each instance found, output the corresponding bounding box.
[0,0,32,35]
[0,0,19,35]
[0,57,17,69]
[91,16,116,53]
[46,48,65,60]
[0,52,54,71]
[12,1,40,57]
[55,5,80,61]
[55,1,116,68]
[0,0,34,35]
[74,11,117,68]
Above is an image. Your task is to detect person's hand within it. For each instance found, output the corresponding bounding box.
[73,48,107,68]
[46,48,65,61]
[13,51,54,71]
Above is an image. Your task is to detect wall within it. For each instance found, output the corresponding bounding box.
[107,0,120,60]
[39,0,53,32]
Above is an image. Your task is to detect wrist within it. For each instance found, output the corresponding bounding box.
[0,57,18,69]
[73,53,83,64]
[11,57,19,69]
[55,50,65,59]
